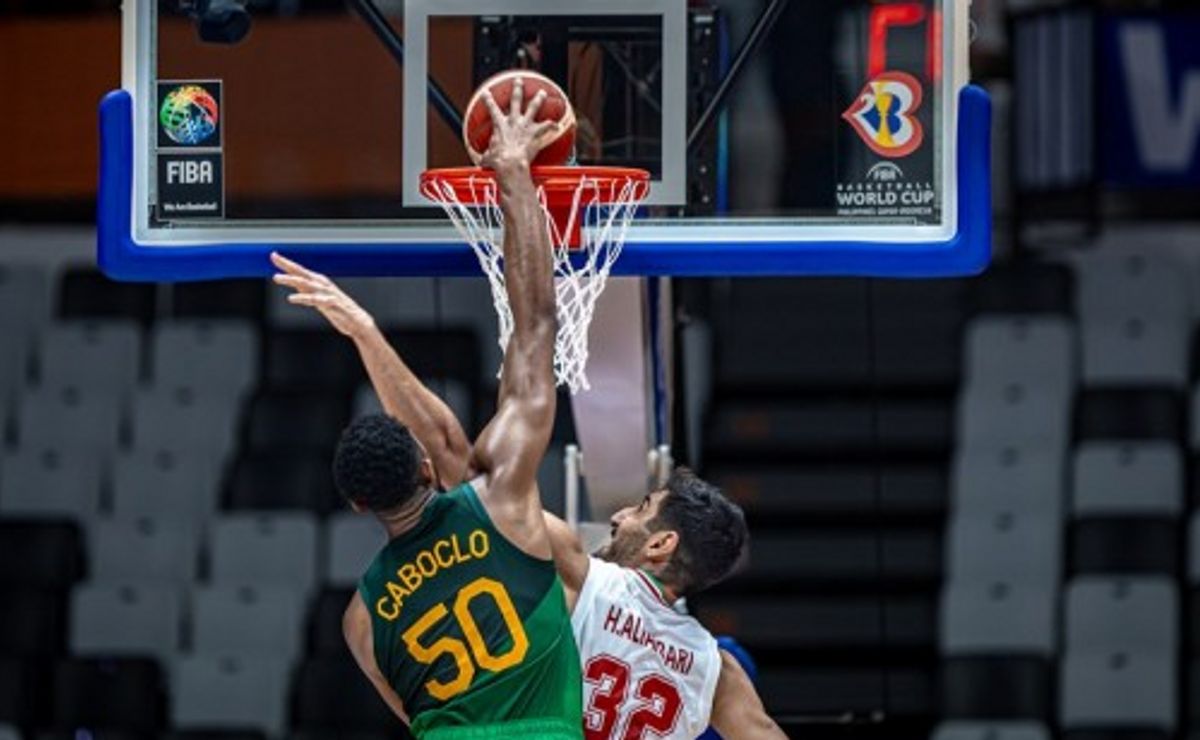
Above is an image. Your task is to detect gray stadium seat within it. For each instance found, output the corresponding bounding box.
[355,277,438,329]
[1064,577,1178,654]
[932,722,1051,740]
[0,723,18,740]
[1059,652,1176,730]
[1072,443,1183,516]
[172,655,290,735]
[210,513,318,593]
[191,585,305,662]
[951,446,1065,519]
[0,264,50,334]
[325,514,387,587]
[1081,316,1189,388]
[0,263,50,405]
[271,277,431,329]
[353,380,472,428]
[438,277,504,383]
[945,512,1061,586]
[1073,252,1189,323]
[963,316,1076,394]
[110,448,217,522]
[69,583,182,661]
[90,517,199,583]
[16,385,122,456]
[956,383,1071,451]
[38,320,141,395]
[131,386,243,465]
[537,444,566,517]
[939,581,1057,655]
[151,320,258,400]
[0,447,102,520]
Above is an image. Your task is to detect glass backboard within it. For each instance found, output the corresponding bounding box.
[98,0,989,279]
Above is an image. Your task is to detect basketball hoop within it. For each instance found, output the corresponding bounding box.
[420,165,650,394]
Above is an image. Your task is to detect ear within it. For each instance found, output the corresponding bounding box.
[643,529,679,566]
[420,458,437,487]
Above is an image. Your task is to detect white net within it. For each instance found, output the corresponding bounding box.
[421,170,647,394]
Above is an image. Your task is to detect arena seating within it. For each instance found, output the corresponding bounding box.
[0,253,1198,739]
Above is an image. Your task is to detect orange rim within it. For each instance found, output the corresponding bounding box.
[420,166,651,206]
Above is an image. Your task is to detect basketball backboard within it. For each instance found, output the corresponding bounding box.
[99,0,988,279]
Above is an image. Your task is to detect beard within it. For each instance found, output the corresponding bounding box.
[595,529,648,567]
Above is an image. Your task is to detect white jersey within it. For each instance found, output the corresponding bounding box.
[571,557,722,740]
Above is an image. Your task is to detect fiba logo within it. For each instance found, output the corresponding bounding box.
[159,85,219,146]
[866,162,904,183]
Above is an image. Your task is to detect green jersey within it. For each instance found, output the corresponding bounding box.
[358,482,583,740]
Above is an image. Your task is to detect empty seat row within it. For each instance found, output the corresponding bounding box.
[0,513,384,592]
[4,320,258,400]
[70,583,306,664]
[0,655,410,737]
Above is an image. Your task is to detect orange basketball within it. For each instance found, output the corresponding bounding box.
[463,70,577,167]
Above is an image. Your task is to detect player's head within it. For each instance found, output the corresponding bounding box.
[333,414,435,515]
[597,467,748,597]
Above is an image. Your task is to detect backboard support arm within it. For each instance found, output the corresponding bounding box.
[344,0,464,134]
[686,0,789,152]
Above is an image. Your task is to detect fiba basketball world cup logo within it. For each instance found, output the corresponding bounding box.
[159,85,220,146]
[843,72,924,159]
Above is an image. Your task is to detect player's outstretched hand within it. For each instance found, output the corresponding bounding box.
[480,76,556,172]
[270,252,375,339]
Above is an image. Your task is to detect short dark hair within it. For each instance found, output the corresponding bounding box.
[649,467,748,596]
[332,414,425,512]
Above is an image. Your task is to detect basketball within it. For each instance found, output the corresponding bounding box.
[463,70,577,167]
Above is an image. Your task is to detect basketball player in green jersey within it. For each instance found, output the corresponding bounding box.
[271,78,581,740]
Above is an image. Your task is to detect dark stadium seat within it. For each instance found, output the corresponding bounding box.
[1076,389,1185,442]
[224,453,338,515]
[1190,659,1200,728]
[968,262,1075,315]
[161,732,268,740]
[1070,518,1180,575]
[50,658,166,734]
[264,331,365,392]
[382,329,481,388]
[171,280,266,321]
[290,658,409,735]
[733,529,941,585]
[290,733,398,740]
[0,658,47,727]
[694,594,936,651]
[709,464,948,518]
[940,656,1053,719]
[34,732,150,740]
[0,589,65,656]
[0,520,84,588]
[757,666,934,718]
[307,588,355,656]
[58,267,157,324]
[243,392,349,453]
[705,398,953,462]
[1061,732,1172,740]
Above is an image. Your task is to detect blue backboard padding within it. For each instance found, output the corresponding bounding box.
[98,86,990,281]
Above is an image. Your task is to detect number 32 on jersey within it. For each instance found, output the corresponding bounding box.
[584,654,683,740]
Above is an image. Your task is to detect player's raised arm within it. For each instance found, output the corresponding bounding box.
[709,650,788,740]
[541,512,590,609]
[470,79,561,548]
[270,253,473,489]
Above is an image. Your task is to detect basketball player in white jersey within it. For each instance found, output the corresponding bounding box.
[542,475,785,739]
[273,264,785,740]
